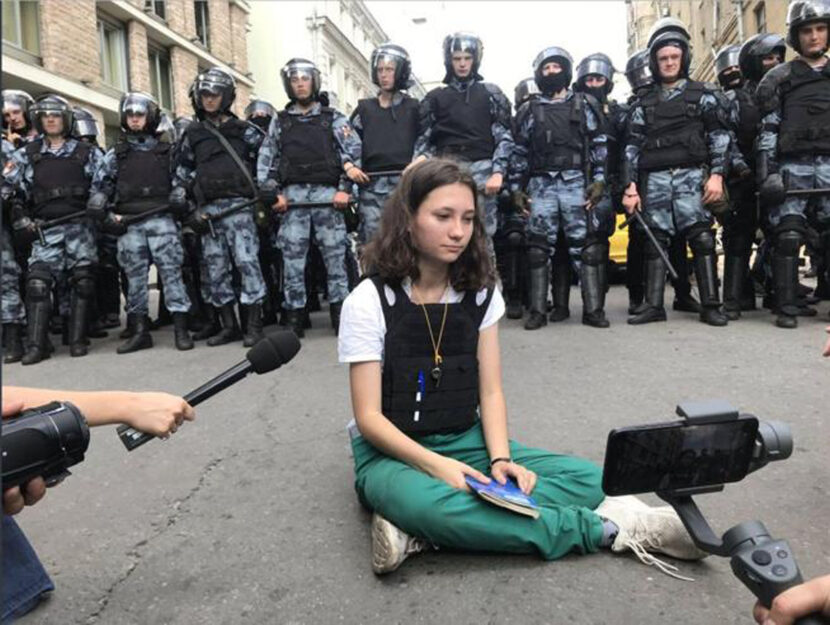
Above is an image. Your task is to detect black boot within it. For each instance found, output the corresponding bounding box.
[329,301,343,336]
[581,244,610,328]
[524,247,548,330]
[68,291,91,358]
[243,303,264,347]
[207,304,242,346]
[173,312,194,351]
[773,252,800,329]
[549,253,571,322]
[502,236,524,319]
[285,308,305,338]
[722,253,746,321]
[192,305,221,341]
[3,323,24,364]
[119,314,136,339]
[117,314,153,353]
[21,288,51,366]
[628,256,667,325]
[694,252,729,327]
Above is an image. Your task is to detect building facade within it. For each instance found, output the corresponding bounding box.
[248,0,425,116]
[2,0,255,147]
[625,0,788,83]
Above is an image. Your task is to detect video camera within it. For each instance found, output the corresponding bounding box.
[1,401,90,489]
[602,400,827,625]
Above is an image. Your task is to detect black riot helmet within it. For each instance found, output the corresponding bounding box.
[647,17,692,47]
[625,49,653,92]
[715,44,743,89]
[193,67,236,118]
[739,33,786,83]
[513,77,541,109]
[72,107,99,142]
[533,46,574,95]
[119,91,161,134]
[30,94,74,137]
[2,89,34,133]
[281,58,321,103]
[648,30,692,81]
[786,0,830,55]
[371,43,412,91]
[442,32,484,82]
[244,99,276,120]
[576,53,616,95]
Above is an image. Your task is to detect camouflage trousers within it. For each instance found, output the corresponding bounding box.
[116,215,190,315]
[277,184,349,310]
[358,173,400,244]
[467,158,499,239]
[772,155,830,230]
[641,167,712,237]
[1,228,24,324]
[28,221,98,316]
[527,171,595,268]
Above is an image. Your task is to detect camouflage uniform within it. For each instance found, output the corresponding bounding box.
[1,138,24,326]
[414,77,515,239]
[91,134,190,316]
[174,119,266,307]
[256,101,361,313]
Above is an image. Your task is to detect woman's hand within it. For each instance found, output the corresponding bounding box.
[122,392,195,438]
[491,460,537,495]
[426,456,491,491]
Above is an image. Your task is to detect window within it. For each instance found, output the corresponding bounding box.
[98,17,129,91]
[149,46,173,110]
[2,0,40,56]
[194,0,210,48]
[144,0,166,21]
[755,2,767,33]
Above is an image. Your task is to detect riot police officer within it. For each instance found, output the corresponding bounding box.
[622,21,731,327]
[509,46,609,330]
[756,0,830,327]
[89,92,193,353]
[2,136,25,362]
[351,43,420,245]
[413,32,514,244]
[2,89,37,148]
[3,95,103,363]
[174,67,267,347]
[245,99,276,133]
[256,58,364,338]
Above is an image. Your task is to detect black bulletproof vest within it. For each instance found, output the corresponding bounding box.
[529,96,585,173]
[373,276,493,436]
[28,140,92,219]
[732,87,761,163]
[638,82,708,172]
[115,140,172,214]
[605,101,627,180]
[779,62,830,157]
[431,83,494,161]
[277,108,342,186]
[187,119,255,201]
[356,96,420,171]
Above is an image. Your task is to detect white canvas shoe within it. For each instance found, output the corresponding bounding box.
[371,513,428,575]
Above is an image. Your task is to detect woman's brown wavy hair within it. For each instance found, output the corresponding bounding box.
[361,158,496,291]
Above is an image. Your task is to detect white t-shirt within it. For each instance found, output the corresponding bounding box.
[338,276,505,364]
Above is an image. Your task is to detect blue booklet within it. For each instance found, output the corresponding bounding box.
[465,476,540,519]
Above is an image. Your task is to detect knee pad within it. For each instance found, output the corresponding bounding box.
[70,265,97,298]
[581,241,607,266]
[526,244,549,269]
[506,230,524,249]
[25,266,53,302]
[644,231,670,261]
[776,230,803,257]
[686,225,716,255]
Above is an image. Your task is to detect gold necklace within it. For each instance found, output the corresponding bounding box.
[412,282,449,388]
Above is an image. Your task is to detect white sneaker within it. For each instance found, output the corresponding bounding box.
[596,496,709,580]
[371,513,428,575]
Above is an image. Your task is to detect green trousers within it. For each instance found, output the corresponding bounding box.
[351,421,606,560]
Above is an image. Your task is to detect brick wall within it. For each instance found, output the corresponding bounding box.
[207,0,232,64]
[229,3,249,75]
[171,46,199,116]
[128,21,152,93]
[38,0,100,87]
[235,83,251,119]
[167,0,196,39]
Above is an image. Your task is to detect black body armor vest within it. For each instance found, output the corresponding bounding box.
[605,101,628,181]
[529,95,585,173]
[638,81,708,172]
[27,140,92,219]
[187,119,255,202]
[778,62,830,157]
[115,140,172,214]
[733,87,761,163]
[373,276,493,436]
[277,108,342,186]
[431,83,494,161]
[356,97,419,172]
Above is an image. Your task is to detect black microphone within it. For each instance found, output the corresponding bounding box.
[116,331,301,451]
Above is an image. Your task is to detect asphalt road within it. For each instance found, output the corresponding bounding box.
[5,285,829,625]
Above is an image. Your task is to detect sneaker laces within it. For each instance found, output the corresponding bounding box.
[622,538,695,582]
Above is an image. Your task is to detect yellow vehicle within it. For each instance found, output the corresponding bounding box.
[608,213,629,268]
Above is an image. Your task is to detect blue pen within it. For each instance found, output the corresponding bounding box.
[414,370,425,422]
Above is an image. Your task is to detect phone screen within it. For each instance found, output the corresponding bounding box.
[602,416,759,496]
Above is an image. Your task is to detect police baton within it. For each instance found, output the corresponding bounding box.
[364,170,404,178]
[202,197,261,238]
[35,210,89,245]
[618,209,679,281]
[120,203,172,226]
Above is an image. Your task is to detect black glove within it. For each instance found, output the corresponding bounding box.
[259,178,279,207]
[511,190,531,214]
[169,187,188,211]
[12,216,40,247]
[184,210,210,235]
[759,173,787,208]
[100,213,127,236]
[86,192,109,221]
[585,180,606,206]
